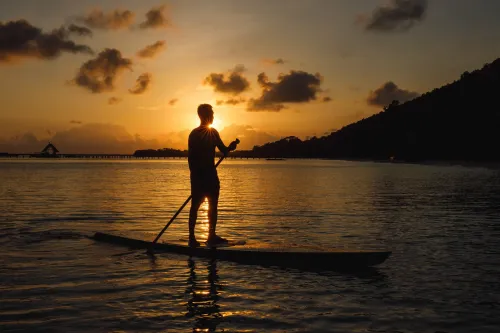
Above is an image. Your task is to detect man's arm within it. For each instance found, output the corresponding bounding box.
[214,130,238,156]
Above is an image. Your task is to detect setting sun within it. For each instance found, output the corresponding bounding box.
[209,118,222,130]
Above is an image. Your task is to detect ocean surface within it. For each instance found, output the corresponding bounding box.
[1,158,499,333]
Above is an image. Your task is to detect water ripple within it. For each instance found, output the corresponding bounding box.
[1,159,499,332]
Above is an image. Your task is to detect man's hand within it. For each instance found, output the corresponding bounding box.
[228,138,239,152]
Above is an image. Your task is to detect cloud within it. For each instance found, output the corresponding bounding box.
[216,97,246,106]
[0,123,181,154]
[108,97,122,105]
[0,122,282,154]
[139,5,172,29]
[168,98,178,106]
[67,24,93,37]
[361,0,427,32]
[204,65,250,95]
[262,58,286,65]
[129,73,152,94]
[72,48,132,93]
[77,8,135,30]
[219,124,280,150]
[366,81,419,107]
[0,20,93,63]
[247,71,324,112]
[70,120,83,124]
[324,128,338,136]
[0,132,42,153]
[137,40,166,58]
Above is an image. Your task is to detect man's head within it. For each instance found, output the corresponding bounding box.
[197,104,214,125]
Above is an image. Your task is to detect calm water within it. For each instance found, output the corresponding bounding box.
[1,159,499,333]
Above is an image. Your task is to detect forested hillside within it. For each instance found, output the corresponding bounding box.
[250,58,500,162]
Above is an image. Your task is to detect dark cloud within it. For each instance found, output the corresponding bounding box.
[362,0,427,32]
[262,58,286,65]
[139,5,172,29]
[70,120,83,124]
[0,123,194,153]
[78,8,135,30]
[204,65,250,95]
[168,98,178,106]
[108,97,122,105]
[0,20,93,63]
[72,48,132,93]
[137,40,166,58]
[216,97,246,106]
[0,132,41,153]
[247,71,324,112]
[129,73,152,94]
[367,81,419,107]
[0,122,280,153]
[67,24,93,37]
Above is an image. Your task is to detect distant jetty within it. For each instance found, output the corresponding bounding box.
[0,143,273,160]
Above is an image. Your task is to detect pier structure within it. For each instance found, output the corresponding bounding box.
[0,142,286,160]
[0,153,260,160]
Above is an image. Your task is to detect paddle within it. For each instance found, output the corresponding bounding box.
[147,138,240,254]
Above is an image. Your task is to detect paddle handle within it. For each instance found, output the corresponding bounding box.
[151,194,193,245]
[149,138,239,247]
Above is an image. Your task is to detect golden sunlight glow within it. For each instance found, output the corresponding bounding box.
[199,199,209,240]
[209,118,222,130]
[193,115,200,128]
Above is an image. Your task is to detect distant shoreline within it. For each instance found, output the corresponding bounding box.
[323,157,500,169]
[1,154,499,169]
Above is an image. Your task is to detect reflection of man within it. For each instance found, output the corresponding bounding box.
[186,258,221,332]
[188,104,238,247]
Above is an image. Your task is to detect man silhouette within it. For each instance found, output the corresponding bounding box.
[188,104,238,247]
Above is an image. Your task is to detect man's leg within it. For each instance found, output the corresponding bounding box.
[207,187,228,244]
[188,193,204,246]
[207,189,220,240]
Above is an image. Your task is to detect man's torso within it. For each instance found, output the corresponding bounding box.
[188,126,221,172]
[188,126,222,193]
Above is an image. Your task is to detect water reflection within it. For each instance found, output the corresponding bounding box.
[185,258,222,332]
[198,199,210,241]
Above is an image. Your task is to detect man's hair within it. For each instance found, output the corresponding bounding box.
[197,104,213,121]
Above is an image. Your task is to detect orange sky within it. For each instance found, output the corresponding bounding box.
[2,0,500,153]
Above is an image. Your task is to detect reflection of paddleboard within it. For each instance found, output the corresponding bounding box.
[92,232,391,270]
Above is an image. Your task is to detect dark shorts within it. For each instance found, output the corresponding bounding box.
[190,170,220,198]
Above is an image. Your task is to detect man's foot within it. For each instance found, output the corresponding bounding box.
[206,235,229,246]
[188,238,201,247]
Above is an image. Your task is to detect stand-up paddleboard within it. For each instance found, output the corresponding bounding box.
[92,232,391,270]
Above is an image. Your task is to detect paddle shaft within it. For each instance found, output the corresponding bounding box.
[150,155,226,246]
